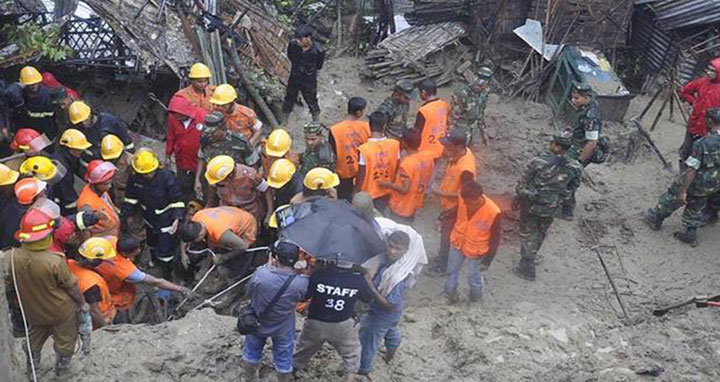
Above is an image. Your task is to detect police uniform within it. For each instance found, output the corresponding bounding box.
[122,169,185,274]
[451,67,492,145]
[299,122,335,177]
[375,80,413,139]
[514,132,583,279]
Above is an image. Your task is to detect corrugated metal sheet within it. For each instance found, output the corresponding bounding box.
[651,0,720,30]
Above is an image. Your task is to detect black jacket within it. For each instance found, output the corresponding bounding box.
[80,112,134,159]
[0,197,27,249]
[17,85,57,139]
[122,169,185,225]
[287,40,326,81]
[49,147,83,214]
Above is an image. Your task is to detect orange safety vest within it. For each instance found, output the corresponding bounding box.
[67,260,117,324]
[389,151,435,217]
[330,120,371,179]
[175,85,216,112]
[417,99,450,159]
[357,138,400,199]
[450,196,501,258]
[95,253,138,311]
[440,150,477,211]
[225,103,259,140]
[77,184,120,237]
[192,206,258,247]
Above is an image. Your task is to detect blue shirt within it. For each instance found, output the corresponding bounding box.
[307,266,373,323]
[368,265,409,323]
[247,265,309,337]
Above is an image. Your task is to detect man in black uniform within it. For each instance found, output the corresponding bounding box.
[68,100,135,159]
[15,66,58,139]
[282,25,326,123]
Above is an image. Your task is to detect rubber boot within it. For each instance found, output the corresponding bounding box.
[55,355,72,376]
[559,205,574,221]
[673,228,698,247]
[242,361,259,382]
[643,208,663,231]
[513,259,536,281]
[277,372,293,382]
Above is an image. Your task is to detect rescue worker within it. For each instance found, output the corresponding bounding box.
[644,107,720,246]
[165,95,208,201]
[283,24,326,123]
[444,181,502,303]
[195,112,260,199]
[290,167,340,204]
[77,160,120,237]
[9,127,51,156]
[0,163,19,213]
[92,236,192,322]
[513,132,582,280]
[15,66,58,139]
[561,82,605,219]
[174,63,216,112]
[2,208,89,377]
[204,155,273,226]
[267,158,304,207]
[428,128,476,275]
[100,134,132,202]
[18,155,73,215]
[380,128,435,225]
[121,149,185,278]
[679,58,720,170]
[451,66,493,145]
[51,128,93,214]
[329,97,371,201]
[375,80,413,139]
[356,112,401,213]
[261,129,300,176]
[414,78,450,160]
[210,84,263,146]
[67,237,117,343]
[68,100,135,157]
[299,121,335,177]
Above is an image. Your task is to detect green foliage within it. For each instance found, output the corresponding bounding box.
[1,23,73,62]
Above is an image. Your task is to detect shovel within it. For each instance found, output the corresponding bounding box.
[652,294,720,317]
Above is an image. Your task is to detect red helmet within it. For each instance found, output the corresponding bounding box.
[10,128,41,152]
[14,178,47,205]
[85,160,117,184]
[15,208,55,242]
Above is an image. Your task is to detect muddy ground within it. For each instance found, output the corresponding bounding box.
[11,56,720,381]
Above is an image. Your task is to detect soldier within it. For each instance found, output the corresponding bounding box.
[375,80,413,140]
[450,67,493,145]
[513,132,583,281]
[644,107,720,246]
[299,121,335,178]
[560,82,606,219]
[194,111,260,199]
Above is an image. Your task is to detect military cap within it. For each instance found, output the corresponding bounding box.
[707,107,720,125]
[477,66,493,83]
[204,111,225,128]
[572,82,593,94]
[552,130,573,148]
[303,121,326,135]
[440,127,468,147]
[394,80,415,96]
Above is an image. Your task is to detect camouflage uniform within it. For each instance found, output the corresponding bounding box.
[648,131,720,229]
[198,112,260,168]
[515,132,582,279]
[375,80,414,139]
[451,67,492,145]
[299,122,335,177]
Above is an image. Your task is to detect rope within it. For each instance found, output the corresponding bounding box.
[10,248,38,382]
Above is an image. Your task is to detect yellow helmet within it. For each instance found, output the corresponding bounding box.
[19,156,57,181]
[188,63,212,79]
[78,237,117,260]
[68,101,92,124]
[59,129,92,150]
[131,149,159,174]
[265,129,292,158]
[205,155,235,185]
[266,158,296,189]
[303,167,340,190]
[268,204,290,229]
[210,84,237,105]
[101,134,124,160]
[19,66,42,85]
[0,163,20,186]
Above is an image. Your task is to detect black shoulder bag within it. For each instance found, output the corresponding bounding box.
[236,274,297,335]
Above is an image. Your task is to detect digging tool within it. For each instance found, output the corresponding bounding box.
[630,118,674,171]
[581,219,630,320]
[189,274,253,312]
[653,294,720,317]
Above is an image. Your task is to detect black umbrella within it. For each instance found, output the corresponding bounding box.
[275,197,386,264]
